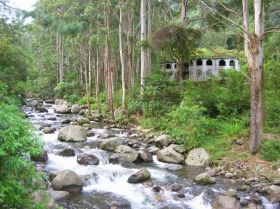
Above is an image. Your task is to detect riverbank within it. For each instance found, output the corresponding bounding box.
[24,98,280,209]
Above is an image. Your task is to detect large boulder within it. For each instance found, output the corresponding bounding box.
[58,125,87,142]
[185,148,210,166]
[109,153,134,168]
[48,189,70,201]
[266,185,280,202]
[29,99,39,107]
[194,172,216,185]
[99,137,125,151]
[71,105,81,114]
[54,105,71,114]
[212,196,240,209]
[127,168,151,184]
[157,148,184,164]
[154,135,171,148]
[51,170,83,193]
[114,145,138,162]
[77,153,99,165]
[55,99,68,106]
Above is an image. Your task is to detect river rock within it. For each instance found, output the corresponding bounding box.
[35,106,48,113]
[223,189,237,197]
[79,109,87,115]
[148,146,160,155]
[45,99,55,104]
[127,168,151,184]
[55,99,68,105]
[137,149,153,162]
[43,127,56,134]
[154,135,171,147]
[167,164,183,171]
[109,153,134,168]
[212,195,240,209]
[194,172,216,185]
[266,185,280,202]
[185,148,210,166]
[54,104,71,114]
[170,184,182,192]
[77,117,90,125]
[58,125,87,142]
[31,150,48,163]
[58,148,75,157]
[71,105,81,114]
[29,99,39,107]
[32,190,55,209]
[114,145,138,162]
[168,144,185,154]
[157,148,184,164]
[100,137,125,151]
[77,153,99,165]
[51,170,83,193]
[61,118,71,124]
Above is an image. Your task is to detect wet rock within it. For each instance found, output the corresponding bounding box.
[114,145,138,162]
[77,153,99,165]
[168,144,185,154]
[175,192,185,198]
[212,195,240,209]
[109,153,134,168]
[157,148,184,164]
[58,125,87,142]
[79,109,87,115]
[225,172,235,178]
[154,135,171,147]
[273,179,280,186]
[100,137,125,151]
[43,127,56,134]
[88,112,103,122]
[266,185,280,202]
[170,184,182,192]
[32,190,55,209]
[77,117,90,125]
[31,150,48,163]
[185,148,210,167]
[58,148,75,157]
[194,172,216,185]
[51,170,83,193]
[29,100,39,107]
[127,168,151,184]
[48,189,70,201]
[249,194,262,204]
[35,106,48,113]
[137,149,153,162]
[152,185,162,192]
[148,146,160,155]
[47,117,57,121]
[61,118,71,124]
[87,131,95,137]
[39,123,51,131]
[71,105,81,114]
[246,203,262,209]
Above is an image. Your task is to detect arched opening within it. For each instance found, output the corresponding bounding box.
[219,60,226,66]
[206,60,213,66]
[166,63,171,69]
[184,63,189,68]
[230,60,235,67]
[196,59,203,66]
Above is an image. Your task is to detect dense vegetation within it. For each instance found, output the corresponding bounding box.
[0,0,280,207]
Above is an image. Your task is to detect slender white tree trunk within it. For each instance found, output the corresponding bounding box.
[242,0,264,154]
[119,3,126,110]
[140,0,147,94]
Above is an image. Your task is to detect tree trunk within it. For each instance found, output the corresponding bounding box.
[180,0,189,24]
[140,0,148,94]
[119,3,126,111]
[104,0,114,119]
[147,0,152,76]
[242,0,264,154]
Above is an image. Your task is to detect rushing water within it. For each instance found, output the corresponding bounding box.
[23,102,279,209]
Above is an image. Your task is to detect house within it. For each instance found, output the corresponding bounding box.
[161,57,240,80]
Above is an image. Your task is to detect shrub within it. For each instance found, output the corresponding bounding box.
[0,98,45,208]
[261,140,280,162]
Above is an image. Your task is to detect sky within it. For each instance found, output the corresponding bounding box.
[9,0,38,11]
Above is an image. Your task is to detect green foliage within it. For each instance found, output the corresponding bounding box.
[261,140,280,162]
[128,71,182,117]
[54,81,79,99]
[0,92,45,208]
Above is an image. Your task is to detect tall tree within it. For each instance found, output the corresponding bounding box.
[242,0,265,154]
